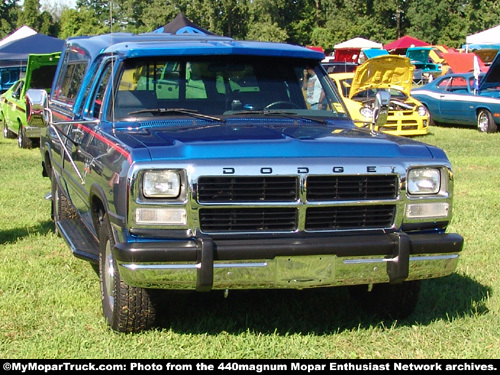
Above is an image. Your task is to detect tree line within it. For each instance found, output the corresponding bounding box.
[1,0,499,52]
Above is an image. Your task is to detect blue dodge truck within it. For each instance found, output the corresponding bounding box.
[27,32,463,332]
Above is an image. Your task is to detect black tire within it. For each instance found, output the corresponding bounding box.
[17,124,32,149]
[2,113,15,139]
[425,106,435,126]
[99,213,157,332]
[349,280,421,319]
[51,170,76,233]
[477,109,498,133]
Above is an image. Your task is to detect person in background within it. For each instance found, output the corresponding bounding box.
[303,66,325,109]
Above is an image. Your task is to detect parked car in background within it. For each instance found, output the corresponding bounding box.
[0,52,60,148]
[411,52,500,133]
[329,55,429,136]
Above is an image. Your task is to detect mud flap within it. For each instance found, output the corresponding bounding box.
[387,233,410,284]
[196,237,214,292]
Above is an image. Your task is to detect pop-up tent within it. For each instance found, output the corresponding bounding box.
[331,37,383,63]
[334,37,383,50]
[0,25,37,48]
[154,13,216,35]
[384,35,430,55]
[466,24,500,45]
[0,33,64,64]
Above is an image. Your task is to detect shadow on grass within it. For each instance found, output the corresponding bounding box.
[0,220,54,245]
[154,273,490,335]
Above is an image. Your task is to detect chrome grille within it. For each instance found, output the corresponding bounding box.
[197,175,398,233]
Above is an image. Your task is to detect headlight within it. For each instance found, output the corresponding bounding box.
[417,105,427,116]
[360,106,373,119]
[143,170,181,198]
[407,168,440,195]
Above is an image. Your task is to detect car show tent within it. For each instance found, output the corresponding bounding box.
[333,37,383,50]
[384,35,430,55]
[466,24,500,45]
[0,26,37,48]
[154,12,216,35]
[0,26,64,67]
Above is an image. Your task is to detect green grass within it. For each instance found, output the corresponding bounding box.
[1,125,499,359]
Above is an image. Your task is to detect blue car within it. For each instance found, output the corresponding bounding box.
[411,52,500,133]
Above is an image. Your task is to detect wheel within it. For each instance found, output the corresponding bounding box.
[424,106,435,126]
[17,124,32,149]
[99,213,157,332]
[349,280,421,319]
[51,169,76,233]
[477,109,498,133]
[264,101,300,110]
[2,113,15,139]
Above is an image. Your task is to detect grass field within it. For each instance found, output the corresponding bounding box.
[0,125,499,359]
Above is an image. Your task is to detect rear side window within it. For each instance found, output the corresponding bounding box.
[52,47,88,105]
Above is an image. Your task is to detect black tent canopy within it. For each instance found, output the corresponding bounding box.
[156,13,216,35]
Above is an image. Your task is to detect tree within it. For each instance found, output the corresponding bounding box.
[0,0,20,38]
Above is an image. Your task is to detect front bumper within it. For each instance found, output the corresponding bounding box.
[24,125,43,139]
[114,232,463,291]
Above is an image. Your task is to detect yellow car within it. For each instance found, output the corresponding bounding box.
[329,55,429,136]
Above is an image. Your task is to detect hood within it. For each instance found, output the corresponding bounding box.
[115,120,437,161]
[349,55,414,98]
[406,47,432,63]
[479,51,500,92]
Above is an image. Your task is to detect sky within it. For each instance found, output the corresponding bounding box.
[41,0,77,8]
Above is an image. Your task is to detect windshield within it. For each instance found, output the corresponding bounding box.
[110,56,348,120]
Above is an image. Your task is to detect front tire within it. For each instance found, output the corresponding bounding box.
[349,280,421,319]
[17,124,32,149]
[51,170,75,233]
[99,214,158,332]
[477,109,498,133]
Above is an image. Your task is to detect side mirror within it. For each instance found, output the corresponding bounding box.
[26,89,50,127]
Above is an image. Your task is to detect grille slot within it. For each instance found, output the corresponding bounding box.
[306,205,396,230]
[200,208,297,232]
[306,175,398,201]
[198,176,298,203]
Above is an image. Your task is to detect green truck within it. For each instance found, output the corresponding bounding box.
[1,52,60,148]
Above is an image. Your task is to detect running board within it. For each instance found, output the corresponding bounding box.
[57,219,99,263]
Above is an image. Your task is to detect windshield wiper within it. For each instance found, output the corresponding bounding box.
[128,108,225,122]
[228,110,327,125]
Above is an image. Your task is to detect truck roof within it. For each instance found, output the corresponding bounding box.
[64,32,325,61]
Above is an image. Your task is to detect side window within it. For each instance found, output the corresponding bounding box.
[89,64,112,118]
[436,77,451,91]
[52,48,88,105]
[12,81,24,99]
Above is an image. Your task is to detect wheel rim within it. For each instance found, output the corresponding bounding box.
[104,239,115,312]
[478,112,488,132]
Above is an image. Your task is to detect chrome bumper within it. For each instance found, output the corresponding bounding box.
[114,232,463,290]
[24,126,43,139]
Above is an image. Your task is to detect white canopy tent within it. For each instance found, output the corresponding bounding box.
[334,37,383,50]
[466,24,500,45]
